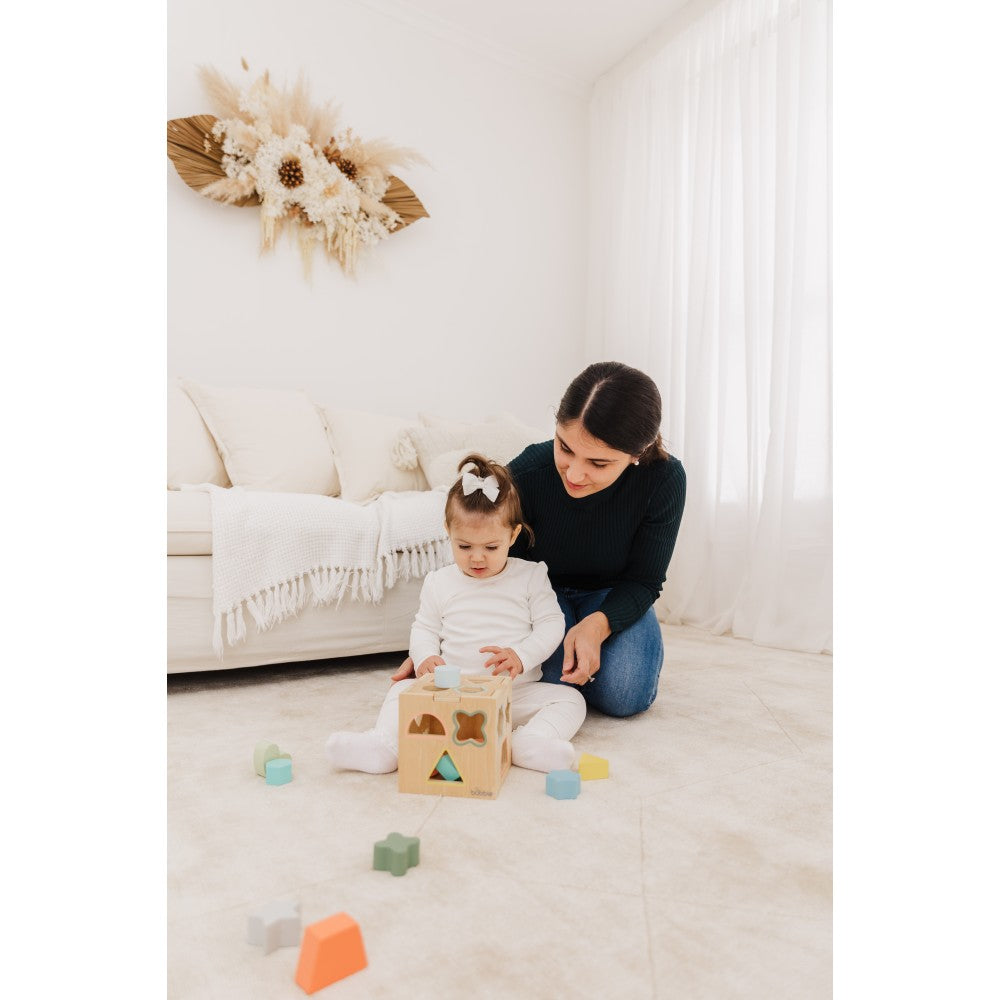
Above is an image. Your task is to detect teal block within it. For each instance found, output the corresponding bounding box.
[545,769,580,800]
[435,754,460,781]
[373,832,420,876]
[254,740,291,777]
[265,757,293,786]
[434,664,461,688]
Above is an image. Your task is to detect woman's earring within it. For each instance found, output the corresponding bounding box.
[632,458,640,466]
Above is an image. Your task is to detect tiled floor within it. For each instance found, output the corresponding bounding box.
[167,624,831,999]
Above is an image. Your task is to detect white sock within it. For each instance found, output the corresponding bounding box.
[325,730,398,774]
[511,731,576,773]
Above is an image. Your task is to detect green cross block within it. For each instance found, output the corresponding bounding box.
[373,833,420,876]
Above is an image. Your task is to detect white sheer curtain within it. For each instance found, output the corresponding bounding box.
[587,0,831,653]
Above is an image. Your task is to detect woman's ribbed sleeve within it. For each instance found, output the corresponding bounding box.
[598,463,687,633]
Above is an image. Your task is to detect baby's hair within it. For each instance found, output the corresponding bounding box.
[445,453,535,547]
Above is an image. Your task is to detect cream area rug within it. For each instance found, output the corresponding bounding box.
[167,625,831,999]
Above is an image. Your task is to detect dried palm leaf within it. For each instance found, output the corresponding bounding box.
[167,115,259,207]
[383,176,429,230]
[169,67,429,273]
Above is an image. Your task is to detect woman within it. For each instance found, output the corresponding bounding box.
[393,361,686,718]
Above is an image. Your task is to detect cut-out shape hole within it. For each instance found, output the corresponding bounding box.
[502,738,511,770]
[453,710,487,746]
[429,750,463,782]
[459,682,484,693]
[408,713,445,736]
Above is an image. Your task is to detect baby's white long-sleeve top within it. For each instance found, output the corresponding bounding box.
[408,558,565,684]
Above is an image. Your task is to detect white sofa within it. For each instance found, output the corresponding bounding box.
[167,379,544,673]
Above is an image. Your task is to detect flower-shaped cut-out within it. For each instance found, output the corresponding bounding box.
[453,710,486,746]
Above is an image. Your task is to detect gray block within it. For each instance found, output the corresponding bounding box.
[247,900,301,954]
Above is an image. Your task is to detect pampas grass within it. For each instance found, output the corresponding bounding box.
[167,64,429,275]
[196,67,246,124]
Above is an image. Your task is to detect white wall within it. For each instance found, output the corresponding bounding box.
[168,0,588,430]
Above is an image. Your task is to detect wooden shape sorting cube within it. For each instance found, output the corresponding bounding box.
[294,912,367,994]
[578,753,609,780]
[398,674,513,799]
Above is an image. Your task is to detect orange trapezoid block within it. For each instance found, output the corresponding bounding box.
[294,912,367,994]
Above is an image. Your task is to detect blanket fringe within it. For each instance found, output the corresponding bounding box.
[212,539,452,657]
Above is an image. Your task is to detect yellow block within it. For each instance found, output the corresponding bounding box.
[578,753,609,780]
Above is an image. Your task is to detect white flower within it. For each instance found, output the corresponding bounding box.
[206,74,415,273]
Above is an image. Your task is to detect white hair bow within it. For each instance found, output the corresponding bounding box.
[461,470,500,503]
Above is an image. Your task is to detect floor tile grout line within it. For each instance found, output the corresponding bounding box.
[741,679,804,753]
[639,799,660,1000]
[413,796,443,836]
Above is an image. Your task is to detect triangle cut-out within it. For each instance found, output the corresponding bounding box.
[429,750,463,783]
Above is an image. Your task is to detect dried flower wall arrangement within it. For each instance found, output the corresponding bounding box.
[167,64,429,276]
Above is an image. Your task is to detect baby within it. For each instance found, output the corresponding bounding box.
[325,453,586,774]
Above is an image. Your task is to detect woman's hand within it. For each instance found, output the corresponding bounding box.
[560,612,611,685]
[480,646,524,680]
[391,657,416,682]
[415,655,446,677]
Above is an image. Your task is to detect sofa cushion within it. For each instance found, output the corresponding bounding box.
[181,380,340,495]
[167,490,213,555]
[319,406,429,502]
[168,380,230,489]
[394,414,547,489]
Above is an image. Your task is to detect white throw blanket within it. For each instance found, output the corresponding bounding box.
[189,485,451,656]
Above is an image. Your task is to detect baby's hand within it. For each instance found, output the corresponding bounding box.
[480,646,523,680]
[416,655,446,677]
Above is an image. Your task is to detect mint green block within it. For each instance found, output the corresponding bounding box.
[373,833,420,876]
[265,758,293,786]
[253,740,291,777]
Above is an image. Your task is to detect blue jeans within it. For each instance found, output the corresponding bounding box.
[541,587,664,718]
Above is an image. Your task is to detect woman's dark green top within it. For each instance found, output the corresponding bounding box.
[507,441,686,634]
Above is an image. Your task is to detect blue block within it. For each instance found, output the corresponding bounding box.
[546,769,581,800]
[434,664,461,688]
[266,757,293,786]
